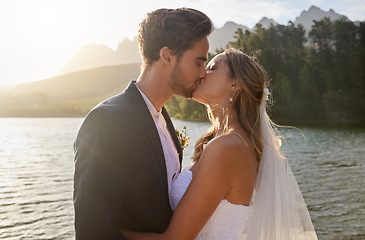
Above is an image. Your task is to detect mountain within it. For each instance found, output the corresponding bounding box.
[209,18,279,52]
[255,17,278,29]
[58,44,118,75]
[57,6,349,76]
[115,37,141,64]
[58,37,141,75]
[294,6,347,32]
[208,21,249,53]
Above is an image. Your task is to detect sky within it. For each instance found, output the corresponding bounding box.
[0,0,364,87]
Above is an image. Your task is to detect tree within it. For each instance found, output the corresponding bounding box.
[166,19,365,124]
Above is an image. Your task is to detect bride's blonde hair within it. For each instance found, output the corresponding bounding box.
[192,49,269,163]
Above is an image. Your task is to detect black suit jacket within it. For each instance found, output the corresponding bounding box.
[73,81,183,240]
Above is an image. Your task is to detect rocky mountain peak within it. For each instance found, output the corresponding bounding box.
[294,5,347,32]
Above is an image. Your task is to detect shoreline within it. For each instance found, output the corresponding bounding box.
[1,115,364,128]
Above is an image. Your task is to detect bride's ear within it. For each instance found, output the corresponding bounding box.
[230,80,241,93]
[159,47,173,66]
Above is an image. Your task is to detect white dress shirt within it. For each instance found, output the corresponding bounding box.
[136,86,180,194]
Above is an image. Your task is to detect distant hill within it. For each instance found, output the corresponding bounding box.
[2,63,140,103]
[0,63,141,117]
[57,6,350,76]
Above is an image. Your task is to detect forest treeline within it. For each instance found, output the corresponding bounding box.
[166,17,365,124]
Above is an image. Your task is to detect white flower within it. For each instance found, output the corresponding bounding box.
[176,126,190,150]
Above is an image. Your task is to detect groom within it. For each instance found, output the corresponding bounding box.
[73,8,212,240]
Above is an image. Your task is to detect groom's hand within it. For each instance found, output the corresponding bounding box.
[120,228,163,240]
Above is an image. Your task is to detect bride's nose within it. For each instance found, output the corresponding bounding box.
[205,66,212,74]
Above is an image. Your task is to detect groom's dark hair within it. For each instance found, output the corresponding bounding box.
[138,8,212,67]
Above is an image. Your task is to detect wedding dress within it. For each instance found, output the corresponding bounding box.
[170,169,252,240]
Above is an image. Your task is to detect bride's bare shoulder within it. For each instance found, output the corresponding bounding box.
[200,133,256,170]
[206,133,251,155]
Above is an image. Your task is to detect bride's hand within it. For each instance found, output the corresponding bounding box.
[120,229,163,240]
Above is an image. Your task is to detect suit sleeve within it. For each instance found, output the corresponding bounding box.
[73,109,128,240]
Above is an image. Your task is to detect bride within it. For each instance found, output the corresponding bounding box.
[122,48,317,240]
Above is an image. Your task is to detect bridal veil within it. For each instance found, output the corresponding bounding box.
[242,90,318,240]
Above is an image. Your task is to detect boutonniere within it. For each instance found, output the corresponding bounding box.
[176,126,190,150]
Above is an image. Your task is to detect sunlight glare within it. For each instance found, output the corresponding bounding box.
[28,0,70,35]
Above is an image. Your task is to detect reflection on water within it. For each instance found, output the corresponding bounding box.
[0,118,364,239]
[0,118,82,240]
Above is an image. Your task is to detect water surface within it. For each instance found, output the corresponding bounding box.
[0,118,364,239]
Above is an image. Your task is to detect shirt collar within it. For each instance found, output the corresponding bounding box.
[136,85,160,118]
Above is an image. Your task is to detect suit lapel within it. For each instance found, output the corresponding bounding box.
[124,82,169,195]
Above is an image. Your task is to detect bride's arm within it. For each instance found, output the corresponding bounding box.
[160,137,248,240]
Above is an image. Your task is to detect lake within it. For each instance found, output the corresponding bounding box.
[0,118,364,239]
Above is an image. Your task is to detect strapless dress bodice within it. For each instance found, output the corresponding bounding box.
[170,170,252,240]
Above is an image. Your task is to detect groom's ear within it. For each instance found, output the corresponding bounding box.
[159,46,173,65]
